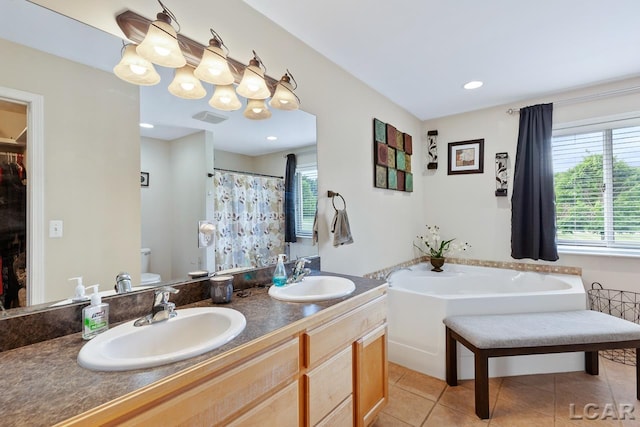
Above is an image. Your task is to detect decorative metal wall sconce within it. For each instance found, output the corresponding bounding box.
[426,130,438,170]
[495,152,509,196]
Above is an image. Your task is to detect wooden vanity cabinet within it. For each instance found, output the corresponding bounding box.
[303,295,388,426]
[59,286,387,427]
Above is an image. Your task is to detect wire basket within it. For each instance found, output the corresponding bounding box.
[588,282,640,366]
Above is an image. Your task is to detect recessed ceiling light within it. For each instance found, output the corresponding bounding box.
[266,136,278,141]
[463,81,483,90]
[139,123,154,129]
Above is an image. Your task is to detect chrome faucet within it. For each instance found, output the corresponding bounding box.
[289,258,311,283]
[134,286,179,326]
[115,272,133,294]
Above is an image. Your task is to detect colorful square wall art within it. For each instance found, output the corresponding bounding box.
[376,142,388,166]
[388,168,398,190]
[372,118,413,192]
[374,118,386,143]
[375,165,387,188]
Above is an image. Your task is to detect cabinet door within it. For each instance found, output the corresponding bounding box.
[305,346,353,426]
[227,381,299,427]
[354,324,388,427]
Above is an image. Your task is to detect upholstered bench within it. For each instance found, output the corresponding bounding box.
[444,310,640,419]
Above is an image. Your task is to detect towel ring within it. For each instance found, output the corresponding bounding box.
[328,191,346,211]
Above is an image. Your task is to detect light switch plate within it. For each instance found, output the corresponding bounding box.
[49,220,63,238]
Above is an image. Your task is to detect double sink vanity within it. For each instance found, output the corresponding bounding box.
[0,264,388,426]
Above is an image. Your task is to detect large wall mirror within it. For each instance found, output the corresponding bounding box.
[0,1,317,313]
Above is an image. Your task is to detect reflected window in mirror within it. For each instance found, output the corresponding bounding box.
[294,165,318,238]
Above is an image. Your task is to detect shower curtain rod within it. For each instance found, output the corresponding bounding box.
[506,85,640,115]
[213,167,283,179]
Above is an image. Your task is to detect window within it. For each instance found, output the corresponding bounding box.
[552,118,640,251]
[294,165,318,237]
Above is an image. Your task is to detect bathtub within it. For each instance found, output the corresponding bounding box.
[387,263,587,380]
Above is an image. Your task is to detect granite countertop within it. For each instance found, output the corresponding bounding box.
[0,272,385,426]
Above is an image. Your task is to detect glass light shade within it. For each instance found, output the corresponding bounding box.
[236,61,271,100]
[194,43,235,85]
[168,66,206,99]
[136,19,186,68]
[243,98,272,120]
[113,44,161,86]
[209,84,241,111]
[269,78,299,111]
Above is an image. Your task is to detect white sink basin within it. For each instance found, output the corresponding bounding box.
[268,276,356,302]
[77,307,246,371]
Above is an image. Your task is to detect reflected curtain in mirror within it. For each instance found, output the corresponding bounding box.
[511,103,559,261]
[213,171,285,270]
[284,153,297,243]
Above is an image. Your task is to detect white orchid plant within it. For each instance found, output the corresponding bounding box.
[414,225,470,258]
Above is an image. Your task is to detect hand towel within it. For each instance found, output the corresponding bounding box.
[331,209,354,247]
[312,207,318,245]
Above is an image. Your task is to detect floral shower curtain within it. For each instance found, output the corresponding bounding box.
[213,170,285,271]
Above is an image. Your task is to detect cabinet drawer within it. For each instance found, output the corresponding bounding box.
[305,295,386,367]
[305,346,353,426]
[316,395,353,427]
[227,381,299,427]
[119,338,299,426]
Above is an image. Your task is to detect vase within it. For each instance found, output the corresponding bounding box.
[430,257,445,272]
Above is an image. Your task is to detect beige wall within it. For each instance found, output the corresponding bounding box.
[0,38,140,302]
[423,77,640,292]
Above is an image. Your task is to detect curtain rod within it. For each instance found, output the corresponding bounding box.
[506,85,640,115]
[213,167,283,179]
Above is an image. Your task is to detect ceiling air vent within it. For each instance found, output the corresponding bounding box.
[192,111,228,124]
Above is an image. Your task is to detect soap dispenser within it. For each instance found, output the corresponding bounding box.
[69,277,89,302]
[272,254,288,287]
[82,285,109,340]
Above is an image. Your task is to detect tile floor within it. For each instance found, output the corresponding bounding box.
[373,358,640,426]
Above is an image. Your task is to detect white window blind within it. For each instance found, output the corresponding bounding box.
[552,123,640,249]
[294,165,318,237]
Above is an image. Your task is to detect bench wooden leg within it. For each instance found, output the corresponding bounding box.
[445,327,458,386]
[636,348,640,400]
[474,350,490,419]
[585,351,599,375]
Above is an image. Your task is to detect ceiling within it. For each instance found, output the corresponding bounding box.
[22,0,640,128]
[244,0,640,120]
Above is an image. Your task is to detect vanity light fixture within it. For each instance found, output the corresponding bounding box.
[270,70,300,111]
[114,8,302,119]
[113,44,161,86]
[168,66,207,99]
[236,51,271,100]
[194,29,235,85]
[136,0,186,68]
[243,98,272,120]
[209,84,242,111]
[463,80,484,90]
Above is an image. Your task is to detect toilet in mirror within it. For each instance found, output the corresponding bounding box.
[140,248,162,286]
[0,1,318,313]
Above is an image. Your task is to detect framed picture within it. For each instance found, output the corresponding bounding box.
[447,139,484,175]
[140,171,149,187]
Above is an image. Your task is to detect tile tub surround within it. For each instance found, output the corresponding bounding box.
[365,256,582,280]
[0,271,382,426]
[0,257,320,352]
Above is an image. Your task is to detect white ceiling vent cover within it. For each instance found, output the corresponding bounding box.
[192,111,228,124]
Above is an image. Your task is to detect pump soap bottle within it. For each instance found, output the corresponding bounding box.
[82,285,109,340]
[272,254,288,287]
[69,276,89,302]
